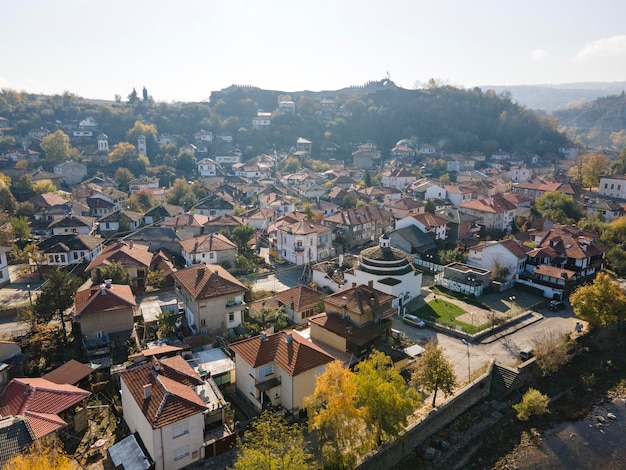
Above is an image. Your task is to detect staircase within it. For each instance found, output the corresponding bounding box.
[490,364,520,398]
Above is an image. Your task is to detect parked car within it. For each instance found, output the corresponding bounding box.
[549,300,566,311]
[402,314,426,328]
[519,347,534,360]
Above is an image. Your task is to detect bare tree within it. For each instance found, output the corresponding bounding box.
[529,328,570,375]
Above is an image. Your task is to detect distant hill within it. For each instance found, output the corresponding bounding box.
[551,91,626,150]
[483,82,626,112]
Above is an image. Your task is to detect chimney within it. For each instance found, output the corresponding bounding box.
[260,332,268,342]
[285,333,293,344]
[368,280,374,288]
[143,384,152,399]
[338,254,344,268]
[352,282,357,288]
[105,279,112,288]
[99,284,106,295]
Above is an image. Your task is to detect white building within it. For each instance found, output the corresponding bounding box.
[276,219,332,265]
[343,235,423,313]
[197,158,218,177]
[599,175,626,199]
[0,247,11,287]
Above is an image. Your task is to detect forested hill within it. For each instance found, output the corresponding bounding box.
[552,92,626,150]
[209,81,568,156]
[0,81,568,159]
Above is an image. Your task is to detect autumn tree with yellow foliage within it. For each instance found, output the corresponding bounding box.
[570,272,626,328]
[6,439,73,469]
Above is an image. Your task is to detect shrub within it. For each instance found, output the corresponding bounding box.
[513,388,549,421]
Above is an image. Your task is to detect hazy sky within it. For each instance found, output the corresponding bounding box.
[1,0,625,102]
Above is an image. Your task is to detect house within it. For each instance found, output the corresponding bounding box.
[87,186,127,212]
[159,213,210,237]
[42,359,95,387]
[598,175,626,199]
[252,111,271,127]
[0,377,90,439]
[193,129,214,143]
[248,285,323,324]
[197,158,219,177]
[86,241,154,287]
[180,233,237,267]
[123,226,184,255]
[333,175,359,189]
[585,199,623,222]
[193,194,235,218]
[203,214,245,234]
[381,168,417,189]
[278,100,296,114]
[395,212,449,241]
[129,177,160,194]
[444,184,474,207]
[296,137,313,154]
[275,219,333,265]
[434,262,491,297]
[119,356,233,470]
[173,264,247,335]
[238,207,276,231]
[28,192,70,222]
[98,209,143,234]
[507,165,533,183]
[214,151,242,168]
[230,329,334,413]
[387,225,437,257]
[511,179,566,202]
[409,179,446,201]
[74,281,137,346]
[519,224,607,299]
[47,214,96,235]
[384,197,426,219]
[53,161,87,186]
[343,236,423,313]
[259,193,294,215]
[36,234,104,267]
[357,186,402,203]
[323,204,395,251]
[308,284,395,362]
[458,195,517,232]
[466,240,530,282]
[435,208,481,245]
[352,143,381,169]
[143,203,184,225]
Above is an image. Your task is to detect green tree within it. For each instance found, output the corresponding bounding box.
[303,203,315,220]
[40,130,77,165]
[280,156,300,172]
[410,341,457,407]
[156,309,179,339]
[10,216,31,241]
[92,262,131,285]
[611,147,626,175]
[231,225,255,255]
[108,142,136,163]
[10,175,35,202]
[306,361,372,469]
[424,199,436,214]
[354,350,419,444]
[513,388,549,421]
[342,194,358,209]
[535,192,580,224]
[32,268,81,344]
[176,152,196,177]
[0,185,17,215]
[363,170,372,187]
[128,88,139,105]
[232,410,315,470]
[114,167,135,190]
[166,178,194,206]
[32,180,57,195]
[570,272,626,328]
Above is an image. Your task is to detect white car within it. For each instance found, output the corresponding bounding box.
[402,314,426,328]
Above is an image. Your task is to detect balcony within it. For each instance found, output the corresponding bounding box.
[225,299,244,307]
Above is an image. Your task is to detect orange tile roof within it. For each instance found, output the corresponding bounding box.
[75,284,136,316]
[308,312,385,347]
[172,263,246,301]
[230,330,334,376]
[274,285,323,312]
[160,213,209,228]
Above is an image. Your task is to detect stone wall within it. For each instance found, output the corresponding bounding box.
[357,360,494,470]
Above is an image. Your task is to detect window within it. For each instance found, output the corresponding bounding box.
[249,366,255,378]
[173,421,189,438]
[228,312,235,322]
[209,252,214,259]
[173,445,190,462]
[604,183,608,189]
[201,319,206,326]
[259,364,274,381]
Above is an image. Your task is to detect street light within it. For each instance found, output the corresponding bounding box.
[461,339,471,384]
[508,295,516,317]
[26,284,33,310]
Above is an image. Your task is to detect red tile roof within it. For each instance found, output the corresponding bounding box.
[119,359,207,429]
[230,330,334,376]
[75,283,137,316]
[160,213,209,229]
[0,378,91,438]
[86,241,153,272]
[459,195,516,213]
[172,263,246,301]
[308,312,385,347]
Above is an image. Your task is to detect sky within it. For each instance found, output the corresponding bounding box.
[1,0,626,103]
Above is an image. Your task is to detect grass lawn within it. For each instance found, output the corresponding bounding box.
[414,299,482,334]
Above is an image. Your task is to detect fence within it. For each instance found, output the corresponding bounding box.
[412,258,444,272]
